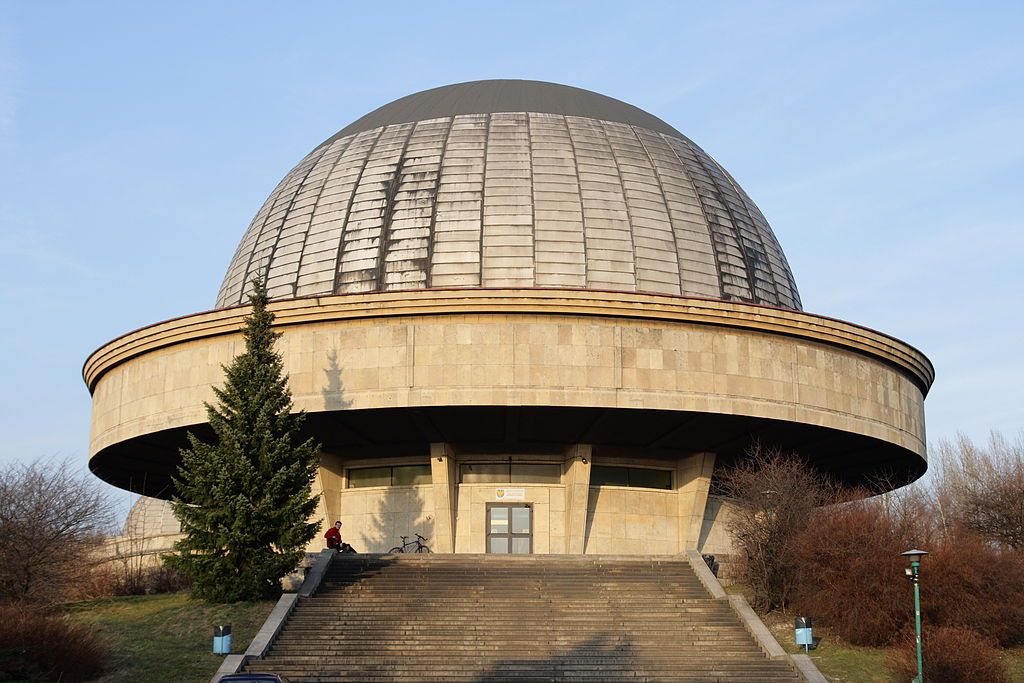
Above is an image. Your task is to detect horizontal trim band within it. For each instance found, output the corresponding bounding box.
[83,289,934,394]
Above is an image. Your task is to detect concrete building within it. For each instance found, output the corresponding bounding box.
[85,80,932,559]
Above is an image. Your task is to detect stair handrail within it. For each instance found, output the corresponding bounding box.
[211,549,334,682]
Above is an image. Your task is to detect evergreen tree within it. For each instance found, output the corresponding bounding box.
[166,277,320,602]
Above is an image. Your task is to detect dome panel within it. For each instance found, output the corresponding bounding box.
[216,81,802,310]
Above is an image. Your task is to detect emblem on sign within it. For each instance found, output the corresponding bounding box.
[495,488,526,501]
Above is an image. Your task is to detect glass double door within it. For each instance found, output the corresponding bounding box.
[487,504,532,554]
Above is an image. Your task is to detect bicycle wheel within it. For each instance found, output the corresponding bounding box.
[387,546,404,554]
[415,545,432,553]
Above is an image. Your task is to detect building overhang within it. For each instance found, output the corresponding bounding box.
[83,289,933,497]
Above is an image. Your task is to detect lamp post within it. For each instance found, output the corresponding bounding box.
[901,549,928,682]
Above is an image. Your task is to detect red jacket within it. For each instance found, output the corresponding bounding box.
[325,527,342,548]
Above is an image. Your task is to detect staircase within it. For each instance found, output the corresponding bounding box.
[244,554,802,682]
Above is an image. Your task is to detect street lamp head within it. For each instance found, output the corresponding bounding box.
[901,549,929,564]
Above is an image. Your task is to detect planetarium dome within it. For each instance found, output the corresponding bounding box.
[216,79,801,311]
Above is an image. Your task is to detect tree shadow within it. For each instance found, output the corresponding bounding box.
[321,348,352,412]
[474,633,638,682]
[360,480,430,553]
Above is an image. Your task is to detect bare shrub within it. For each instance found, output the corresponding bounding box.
[107,563,192,596]
[887,626,1009,683]
[924,532,1024,647]
[0,605,109,681]
[105,520,149,596]
[719,445,837,610]
[0,459,115,606]
[97,496,191,596]
[790,488,930,645]
[934,432,1024,549]
[791,481,1024,648]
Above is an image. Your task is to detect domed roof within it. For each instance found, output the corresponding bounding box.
[216,80,801,310]
[323,79,685,141]
[123,496,180,538]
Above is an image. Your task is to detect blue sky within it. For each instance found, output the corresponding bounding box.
[0,2,1021,504]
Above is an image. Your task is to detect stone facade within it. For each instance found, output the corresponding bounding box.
[85,291,930,468]
[85,289,931,559]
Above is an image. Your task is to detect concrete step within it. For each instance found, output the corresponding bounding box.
[242,554,801,682]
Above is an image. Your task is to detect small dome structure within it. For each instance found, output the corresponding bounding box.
[216,80,801,310]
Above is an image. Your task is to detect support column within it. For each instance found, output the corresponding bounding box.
[564,444,592,554]
[676,452,716,552]
[429,443,457,553]
[314,452,346,548]
[304,468,332,553]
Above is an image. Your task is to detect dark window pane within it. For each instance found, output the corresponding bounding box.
[591,465,629,487]
[461,463,509,483]
[628,468,672,490]
[511,464,561,483]
[393,464,432,485]
[348,467,391,488]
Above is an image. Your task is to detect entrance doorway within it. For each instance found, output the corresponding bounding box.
[487,504,532,554]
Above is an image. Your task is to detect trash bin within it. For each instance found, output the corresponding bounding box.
[795,616,813,651]
[213,624,232,655]
[701,554,719,577]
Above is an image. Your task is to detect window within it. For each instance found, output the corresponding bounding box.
[459,463,507,483]
[460,462,561,484]
[348,464,431,488]
[590,465,672,490]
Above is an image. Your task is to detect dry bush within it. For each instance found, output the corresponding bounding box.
[924,532,1024,646]
[67,563,123,602]
[887,626,1009,683]
[719,445,838,611]
[0,605,108,681]
[791,482,1024,648]
[107,563,192,596]
[0,459,115,606]
[790,492,925,645]
[934,432,1024,549]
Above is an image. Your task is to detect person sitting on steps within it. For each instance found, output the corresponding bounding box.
[324,520,356,553]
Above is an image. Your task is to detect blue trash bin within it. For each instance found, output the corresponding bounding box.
[795,616,813,651]
[213,624,232,655]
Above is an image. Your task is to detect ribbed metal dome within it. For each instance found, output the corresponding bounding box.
[217,80,801,310]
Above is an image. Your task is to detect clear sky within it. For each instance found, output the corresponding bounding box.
[1,2,1021,508]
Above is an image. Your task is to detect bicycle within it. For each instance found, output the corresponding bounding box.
[388,533,431,553]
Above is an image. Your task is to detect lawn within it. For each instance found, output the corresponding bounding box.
[761,608,1024,682]
[63,592,275,683]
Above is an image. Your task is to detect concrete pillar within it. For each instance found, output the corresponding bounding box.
[676,452,716,551]
[313,452,346,550]
[563,444,592,554]
[307,468,332,553]
[430,443,457,553]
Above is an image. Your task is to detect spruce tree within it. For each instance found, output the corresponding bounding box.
[166,277,320,602]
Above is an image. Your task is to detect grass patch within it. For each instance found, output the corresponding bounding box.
[1006,649,1024,682]
[759,607,891,682]
[761,606,1024,682]
[63,592,275,683]
[797,639,892,683]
